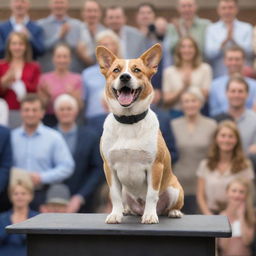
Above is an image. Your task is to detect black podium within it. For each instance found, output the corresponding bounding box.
[6,213,231,256]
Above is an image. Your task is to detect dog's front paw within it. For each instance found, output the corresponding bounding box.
[168,209,183,218]
[105,213,123,224]
[141,213,159,224]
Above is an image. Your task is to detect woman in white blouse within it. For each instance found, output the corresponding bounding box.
[163,36,212,118]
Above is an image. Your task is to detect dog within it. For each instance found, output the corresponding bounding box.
[96,43,184,224]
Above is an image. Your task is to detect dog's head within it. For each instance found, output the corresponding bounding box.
[96,44,162,115]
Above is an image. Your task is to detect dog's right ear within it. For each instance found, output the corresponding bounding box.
[96,46,117,76]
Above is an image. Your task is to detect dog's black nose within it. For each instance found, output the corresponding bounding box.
[120,73,131,83]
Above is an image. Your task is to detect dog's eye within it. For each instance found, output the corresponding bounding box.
[134,68,141,73]
[113,68,120,73]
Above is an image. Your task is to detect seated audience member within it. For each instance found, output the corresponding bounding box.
[54,94,103,213]
[0,180,38,256]
[218,178,255,256]
[196,121,254,215]
[0,126,12,212]
[204,0,253,78]
[104,6,146,59]
[0,99,9,126]
[77,0,106,65]
[40,184,70,213]
[163,36,212,118]
[0,0,44,59]
[37,0,83,73]
[210,46,256,116]
[172,88,217,214]
[82,30,121,123]
[11,94,74,211]
[0,32,41,128]
[213,75,256,156]
[165,0,211,55]
[38,44,83,127]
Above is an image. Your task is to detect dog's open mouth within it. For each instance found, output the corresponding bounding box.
[113,86,142,107]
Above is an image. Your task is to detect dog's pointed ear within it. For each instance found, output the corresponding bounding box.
[96,46,117,76]
[140,43,162,73]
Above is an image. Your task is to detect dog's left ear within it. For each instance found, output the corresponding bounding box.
[96,46,117,76]
[140,43,162,74]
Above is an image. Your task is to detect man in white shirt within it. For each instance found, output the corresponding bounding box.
[204,0,253,78]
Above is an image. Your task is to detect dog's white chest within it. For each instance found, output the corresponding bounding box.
[101,110,159,194]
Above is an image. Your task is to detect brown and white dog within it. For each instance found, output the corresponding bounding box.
[96,43,184,224]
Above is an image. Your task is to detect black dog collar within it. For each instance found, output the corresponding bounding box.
[113,109,149,124]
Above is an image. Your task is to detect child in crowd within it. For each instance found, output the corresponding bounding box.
[218,178,255,256]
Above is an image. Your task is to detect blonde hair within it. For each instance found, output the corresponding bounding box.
[9,179,34,197]
[174,36,201,69]
[182,87,205,104]
[226,178,255,226]
[95,29,122,57]
[5,32,32,62]
[207,120,249,173]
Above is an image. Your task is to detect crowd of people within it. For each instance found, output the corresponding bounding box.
[0,0,256,255]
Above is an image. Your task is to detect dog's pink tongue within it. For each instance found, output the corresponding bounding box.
[118,92,133,106]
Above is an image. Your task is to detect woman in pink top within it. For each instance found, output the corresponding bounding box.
[218,178,255,256]
[38,44,83,127]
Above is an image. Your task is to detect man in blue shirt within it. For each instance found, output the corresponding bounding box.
[0,0,44,59]
[209,46,256,116]
[204,0,253,78]
[11,94,74,210]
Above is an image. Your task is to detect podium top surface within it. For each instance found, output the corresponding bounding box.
[6,213,231,238]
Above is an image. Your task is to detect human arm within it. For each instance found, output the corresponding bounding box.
[162,68,190,107]
[200,64,213,99]
[67,135,104,213]
[0,128,12,194]
[238,202,255,245]
[40,134,74,184]
[26,24,45,57]
[196,177,213,215]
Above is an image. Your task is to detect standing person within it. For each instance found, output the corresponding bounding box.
[0,0,44,59]
[0,126,12,213]
[166,0,211,55]
[162,36,212,118]
[37,0,83,73]
[82,30,121,124]
[104,6,146,59]
[209,46,256,116]
[136,3,156,39]
[38,44,83,127]
[0,32,41,128]
[213,75,256,156]
[0,180,37,256]
[11,94,74,211]
[54,94,103,213]
[205,0,253,78]
[172,88,216,214]
[77,0,106,65]
[218,178,255,256]
[196,121,254,215]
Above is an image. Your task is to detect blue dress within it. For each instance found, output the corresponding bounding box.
[0,209,38,256]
